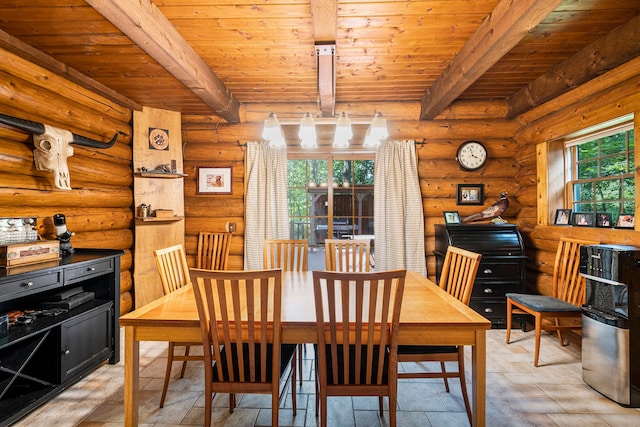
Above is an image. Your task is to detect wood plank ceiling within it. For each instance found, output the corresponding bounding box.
[0,0,639,124]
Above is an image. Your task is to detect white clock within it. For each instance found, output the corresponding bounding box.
[456,140,488,171]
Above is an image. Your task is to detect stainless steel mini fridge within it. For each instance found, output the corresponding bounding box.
[580,244,640,407]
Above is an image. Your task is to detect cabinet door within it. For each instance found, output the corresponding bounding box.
[59,302,112,383]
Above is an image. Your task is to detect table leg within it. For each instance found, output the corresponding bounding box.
[471,329,486,427]
[124,326,139,427]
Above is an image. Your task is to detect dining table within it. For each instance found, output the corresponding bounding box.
[120,270,492,427]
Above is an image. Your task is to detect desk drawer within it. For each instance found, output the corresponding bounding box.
[470,300,507,323]
[0,270,62,302]
[64,258,114,285]
[476,261,522,282]
[472,282,521,299]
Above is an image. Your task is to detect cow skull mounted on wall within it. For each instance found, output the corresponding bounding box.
[0,113,119,190]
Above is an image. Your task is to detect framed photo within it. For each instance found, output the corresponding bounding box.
[456,184,484,205]
[572,212,595,227]
[443,211,461,225]
[554,209,572,225]
[197,166,233,195]
[596,212,612,228]
[615,213,635,229]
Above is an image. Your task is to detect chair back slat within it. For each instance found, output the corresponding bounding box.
[313,270,405,387]
[325,239,371,272]
[439,246,482,305]
[190,268,283,385]
[553,237,598,305]
[264,239,309,271]
[197,232,232,270]
[154,244,191,295]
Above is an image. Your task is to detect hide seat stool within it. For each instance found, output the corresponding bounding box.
[505,237,598,367]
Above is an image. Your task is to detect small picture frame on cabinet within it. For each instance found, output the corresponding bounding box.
[615,213,635,228]
[443,211,461,225]
[596,213,612,228]
[554,209,572,225]
[572,212,595,227]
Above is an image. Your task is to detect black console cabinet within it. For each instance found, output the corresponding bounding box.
[434,223,526,327]
[0,249,122,426]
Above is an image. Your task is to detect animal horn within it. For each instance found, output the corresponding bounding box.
[0,113,45,135]
[1,113,118,148]
[71,132,119,148]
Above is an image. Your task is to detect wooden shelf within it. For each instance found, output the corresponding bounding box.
[134,172,186,178]
[135,216,184,223]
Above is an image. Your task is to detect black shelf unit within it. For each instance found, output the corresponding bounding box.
[0,249,122,426]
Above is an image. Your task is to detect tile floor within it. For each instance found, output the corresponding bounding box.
[13,327,640,427]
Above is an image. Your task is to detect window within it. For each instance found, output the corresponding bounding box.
[566,119,635,219]
[287,156,374,247]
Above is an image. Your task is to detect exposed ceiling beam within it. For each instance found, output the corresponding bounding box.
[311,0,337,117]
[86,0,240,123]
[419,0,563,120]
[0,28,141,112]
[507,13,640,117]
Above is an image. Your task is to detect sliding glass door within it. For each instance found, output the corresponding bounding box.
[287,156,374,248]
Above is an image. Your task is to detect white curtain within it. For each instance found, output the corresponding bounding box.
[244,142,290,270]
[374,140,427,275]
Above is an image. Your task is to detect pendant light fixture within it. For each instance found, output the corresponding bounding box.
[298,112,317,148]
[262,113,286,147]
[332,112,353,148]
[363,112,388,147]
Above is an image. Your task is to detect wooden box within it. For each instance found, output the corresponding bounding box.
[154,209,174,218]
[0,240,61,268]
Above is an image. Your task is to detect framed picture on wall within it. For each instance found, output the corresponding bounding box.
[443,211,461,225]
[572,212,595,227]
[456,184,484,205]
[554,209,572,225]
[197,166,233,195]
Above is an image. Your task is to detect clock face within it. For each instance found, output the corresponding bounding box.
[456,140,487,171]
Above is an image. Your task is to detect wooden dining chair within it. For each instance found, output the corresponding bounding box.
[263,239,309,271]
[324,238,371,272]
[196,231,232,270]
[263,239,308,386]
[190,268,297,427]
[397,245,482,425]
[312,269,406,427]
[153,244,203,408]
[506,237,598,367]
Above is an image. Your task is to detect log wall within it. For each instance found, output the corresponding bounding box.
[0,47,134,314]
[3,41,639,319]
[514,57,640,297]
[181,112,523,279]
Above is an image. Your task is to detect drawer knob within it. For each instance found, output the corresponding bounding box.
[88,267,96,272]
[483,288,493,294]
[63,349,70,355]
[483,268,493,274]
[24,281,34,287]
[484,308,493,313]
